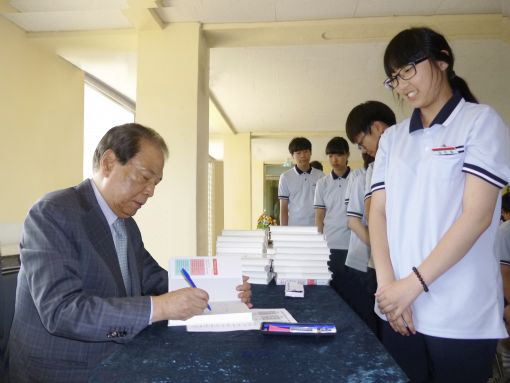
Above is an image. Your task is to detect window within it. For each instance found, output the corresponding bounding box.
[83,75,135,179]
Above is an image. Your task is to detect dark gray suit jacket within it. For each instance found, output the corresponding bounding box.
[8,179,168,382]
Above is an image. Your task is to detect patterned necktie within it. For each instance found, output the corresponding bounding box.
[112,219,131,294]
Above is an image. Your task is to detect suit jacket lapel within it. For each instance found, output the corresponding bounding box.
[77,180,127,296]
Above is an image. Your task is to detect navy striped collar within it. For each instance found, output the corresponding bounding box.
[295,165,312,174]
[409,90,463,133]
[331,167,350,180]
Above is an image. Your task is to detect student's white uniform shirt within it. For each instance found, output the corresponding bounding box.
[278,165,324,226]
[314,168,351,250]
[345,168,371,272]
[371,92,510,339]
[364,162,374,202]
[496,220,510,265]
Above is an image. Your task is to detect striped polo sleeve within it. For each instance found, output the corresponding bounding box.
[364,162,374,200]
[278,171,290,200]
[344,168,362,206]
[371,126,391,194]
[462,105,510,189]
[346,171,365,219]
[344,174,352,206]
[313,176,326,209]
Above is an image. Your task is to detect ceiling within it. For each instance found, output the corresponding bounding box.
[2,0,509,162]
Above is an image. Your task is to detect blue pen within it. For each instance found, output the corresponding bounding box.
[180,268,212,311]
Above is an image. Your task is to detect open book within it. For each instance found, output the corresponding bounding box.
[167,255,253,328]
[186,308,297,332]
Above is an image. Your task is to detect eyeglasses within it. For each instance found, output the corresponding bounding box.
[355,132,368,151]
[383,56,428,90]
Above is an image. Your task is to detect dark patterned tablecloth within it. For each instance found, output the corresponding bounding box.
[91,283,407,383]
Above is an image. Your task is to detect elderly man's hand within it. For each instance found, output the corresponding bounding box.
[237,275,253,308]
[152,288,209,322]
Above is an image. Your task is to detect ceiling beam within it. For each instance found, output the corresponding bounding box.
[210,92,237,135]
[26,29,137,55]
[251,131,345,139]
[122,0,165,30]
[203,14,505,48]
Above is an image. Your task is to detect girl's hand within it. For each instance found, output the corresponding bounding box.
[376,275,422,333]
[388,306,415,336]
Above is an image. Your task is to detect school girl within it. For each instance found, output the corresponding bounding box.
[369,27,510,383]
[341,102,395,336]
[314,137,351,300]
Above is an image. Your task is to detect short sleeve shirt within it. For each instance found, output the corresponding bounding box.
[278,165,324,226]
[496,220,510,265]
[346,168,366,221]
[371,92,510,338]
[313,168,351,250]
[344,168,371,272]
[364,162,374,201]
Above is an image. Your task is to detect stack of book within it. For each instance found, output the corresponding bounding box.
[270,226,331,285]
[216,229,274,284]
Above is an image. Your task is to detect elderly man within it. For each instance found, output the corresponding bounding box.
[8,123,251,382]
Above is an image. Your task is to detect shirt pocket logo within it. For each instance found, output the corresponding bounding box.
[431,145,464,156]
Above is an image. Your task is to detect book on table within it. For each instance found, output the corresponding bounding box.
[167,255,252,327]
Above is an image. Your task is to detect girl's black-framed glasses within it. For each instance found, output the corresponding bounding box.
[383,56,428,90]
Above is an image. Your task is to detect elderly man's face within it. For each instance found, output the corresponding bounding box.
[103,139,164,218]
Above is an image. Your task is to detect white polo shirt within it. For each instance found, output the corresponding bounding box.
[278,165,324,226]
[371,92,510,339]
[313,168,351,250]
[364,162,374,202]
[345,168,371,272]
[496,220,510,265]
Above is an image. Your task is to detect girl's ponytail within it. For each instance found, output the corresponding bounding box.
[449,72,478,103]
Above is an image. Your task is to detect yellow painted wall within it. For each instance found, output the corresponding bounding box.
[135,23,209,268]
[0,17,84,224]
[223,133,251,229]
[251,160,264,229]
[196,32,210,259]
[213,160,224,255]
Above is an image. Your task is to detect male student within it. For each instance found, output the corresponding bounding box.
[8,123,251,383]
[497,192,510,373]
[314,137,351,292]
[345,101,396,225]
[278,137,324,226]
[344,101,396,336]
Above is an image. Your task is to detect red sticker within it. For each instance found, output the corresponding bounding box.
[191,259,205,275]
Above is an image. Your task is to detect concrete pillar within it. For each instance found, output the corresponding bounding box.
[135,23,209,267]
[223,133,251,229]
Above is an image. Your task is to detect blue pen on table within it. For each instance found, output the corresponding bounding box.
[180,268,211,311]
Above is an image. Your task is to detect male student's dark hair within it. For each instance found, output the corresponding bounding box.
[503,192,510,215]
[288,137,312,155]
[325,137,350,155]
[345,101,396,143]
[309,161,323,172]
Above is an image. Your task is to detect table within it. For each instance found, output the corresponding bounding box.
[91,283,408,382]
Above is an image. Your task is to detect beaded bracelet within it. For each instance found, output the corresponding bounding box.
[412,267,429,292]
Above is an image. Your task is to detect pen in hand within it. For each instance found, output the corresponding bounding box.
[180,268,212,311]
